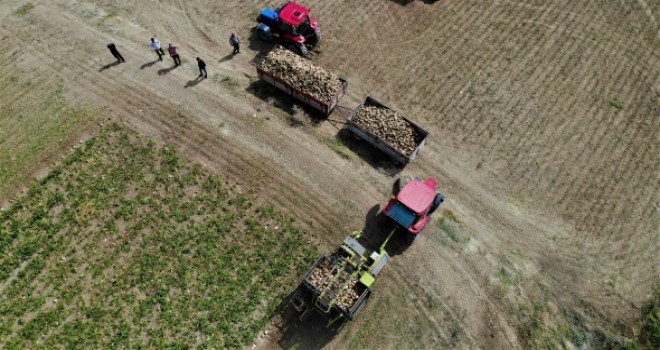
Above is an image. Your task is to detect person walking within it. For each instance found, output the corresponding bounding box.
[107,43,125,63]
[150,38,165,61]
[168,43,181,66]
[229,32,240,54]
[196,57,207,79]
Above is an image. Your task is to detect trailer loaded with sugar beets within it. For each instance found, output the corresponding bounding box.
[291,229,396,327]
[346,96,429,166]
[257,47,347,116]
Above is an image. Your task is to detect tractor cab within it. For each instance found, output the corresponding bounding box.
[256,2,321,56]
[382,178,445,239]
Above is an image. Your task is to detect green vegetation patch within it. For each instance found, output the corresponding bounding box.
[0,85,96,199]
[324,136,352,160]
[14,3,34,16]
[0,124,316,349]
[639,287,660,349]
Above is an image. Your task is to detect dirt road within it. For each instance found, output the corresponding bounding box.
[1,0,658,348]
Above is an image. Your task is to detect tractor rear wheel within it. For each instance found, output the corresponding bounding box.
[305,28,321,49]
[286,42,308,56]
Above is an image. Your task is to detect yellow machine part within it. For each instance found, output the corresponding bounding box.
[360,272,375,287]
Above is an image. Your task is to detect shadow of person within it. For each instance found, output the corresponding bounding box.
[140,60,159,69]
[98,61,121,72]
[184,76,204,88]
[335,128,404,176]
[218,54,235,63]
[157,64,178,75]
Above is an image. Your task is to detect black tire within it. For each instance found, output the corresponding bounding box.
[286,42,308,56]
[305,28,321,49]
[392,178,402,196]
[258,28,271,41]
[428,193,445,216]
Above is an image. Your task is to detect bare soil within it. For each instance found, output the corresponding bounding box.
[1,0,658,349]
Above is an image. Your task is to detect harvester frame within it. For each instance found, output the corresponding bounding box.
[292,229,395,327]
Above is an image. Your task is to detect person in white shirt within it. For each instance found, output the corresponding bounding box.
[150,38,165,61]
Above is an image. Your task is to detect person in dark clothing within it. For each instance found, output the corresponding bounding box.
[229,32,240,54]
[168,43,181,66]
[196,57,207,79]
[107,43,125,63]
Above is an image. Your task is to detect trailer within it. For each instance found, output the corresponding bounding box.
[292,230,393,327]
[256,49,347,116]
[346,96,429,165]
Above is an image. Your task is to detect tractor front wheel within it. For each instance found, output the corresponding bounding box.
[257,24,272,41]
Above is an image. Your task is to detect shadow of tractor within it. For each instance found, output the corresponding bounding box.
[355,202,415,257]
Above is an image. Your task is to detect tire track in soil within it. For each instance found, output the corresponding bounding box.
[0,8,349,242]
[4,0,659,347]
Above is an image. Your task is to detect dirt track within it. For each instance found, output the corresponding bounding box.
[1,0,658,348]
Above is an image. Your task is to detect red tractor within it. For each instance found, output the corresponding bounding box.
[256,2,321,56]
[382,178,445,242]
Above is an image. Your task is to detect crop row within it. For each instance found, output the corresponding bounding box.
[0,124,316,349]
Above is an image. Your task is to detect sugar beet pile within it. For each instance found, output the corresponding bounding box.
[309,259,360,310]
[258,47,343,104]
[352,105,422,155]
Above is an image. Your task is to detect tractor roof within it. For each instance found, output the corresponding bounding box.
[396,179,436,215]
[278,2,310,27]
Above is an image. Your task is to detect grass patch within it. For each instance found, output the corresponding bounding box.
[436,209,468,244]
[496,267,516,287]
[14,3,34,16]
[0,124,316,348]
[324,136,352,159]
[213,73,239,89]
[0,85,97,199]
[610,97,624,109]
[639,287,660,349]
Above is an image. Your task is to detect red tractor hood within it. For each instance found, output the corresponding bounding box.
[279,3,310,27]
[396,179,436,215]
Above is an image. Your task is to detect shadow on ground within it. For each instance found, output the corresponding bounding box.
[356,197,415,257]
[247,27,277,67]
[184,76,205,88]
[335,128,404,176]
[245,80,326,126]
[140,60,159,69]
[218,53,236,63]
[272,290,342,350]
[99,61,121,71]
[158,64,179,75]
